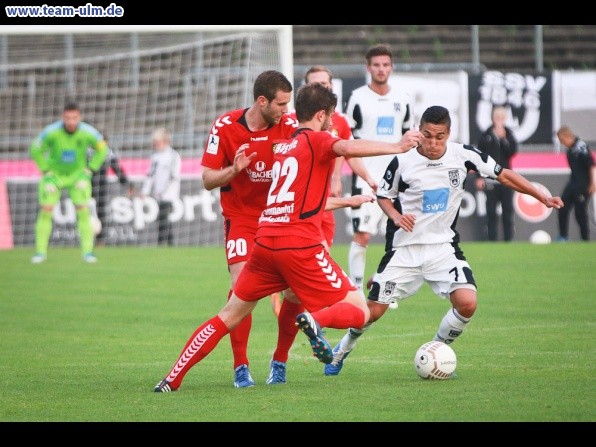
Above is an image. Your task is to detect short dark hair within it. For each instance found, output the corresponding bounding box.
[253,70,293,102]
[64,101,80,112]
[366,44,393,64]
[420,105,451,129]
[295,83,337,122]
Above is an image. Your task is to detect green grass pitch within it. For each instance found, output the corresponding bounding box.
[0,242,594,422]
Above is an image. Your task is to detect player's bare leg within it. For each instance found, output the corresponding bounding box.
[270,292,282,317]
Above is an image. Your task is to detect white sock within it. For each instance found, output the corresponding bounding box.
[348,241,367,293]
[339,322,372,352]
[434,308,470,344]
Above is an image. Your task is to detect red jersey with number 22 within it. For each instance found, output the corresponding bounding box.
[256,128,341,244]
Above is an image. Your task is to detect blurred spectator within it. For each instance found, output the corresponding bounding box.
[555,125,596,241]
[475,106,518,241]
[141,128,181,246]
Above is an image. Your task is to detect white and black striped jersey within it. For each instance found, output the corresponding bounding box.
[345,85,414,191]
[378,142,502,247]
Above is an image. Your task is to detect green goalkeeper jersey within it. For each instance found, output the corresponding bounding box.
[30,120,108,175]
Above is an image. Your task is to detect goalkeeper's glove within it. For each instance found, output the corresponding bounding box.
[41,170,58,193]
[75,168,94,190]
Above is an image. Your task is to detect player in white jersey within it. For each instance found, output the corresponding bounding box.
[324,105,564,376]
[345,44,414,298]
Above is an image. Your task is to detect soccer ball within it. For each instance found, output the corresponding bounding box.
[91,216,102,236]
[414,341,457,380]
[529,230,551,244]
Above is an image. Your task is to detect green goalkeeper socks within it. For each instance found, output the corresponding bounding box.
[34,209,53,255]
[77,207,94,255]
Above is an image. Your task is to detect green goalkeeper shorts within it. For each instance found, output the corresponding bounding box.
[38,170,92,206]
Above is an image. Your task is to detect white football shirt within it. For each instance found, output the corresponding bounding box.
[377,142,501,247]
[345,84,414,192]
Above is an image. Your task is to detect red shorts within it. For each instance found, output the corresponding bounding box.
[234,236,357,312]
[223,217,257,265]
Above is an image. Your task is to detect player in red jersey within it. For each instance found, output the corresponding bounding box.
[266,66,377,385]
[200,70,299,388]
[154,82,421,393]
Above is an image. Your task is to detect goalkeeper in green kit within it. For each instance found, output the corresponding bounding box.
[30,102,108,264]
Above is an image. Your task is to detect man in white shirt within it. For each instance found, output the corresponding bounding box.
[345,43,414,299]
[141,127,181,246]
[324,105,564,376]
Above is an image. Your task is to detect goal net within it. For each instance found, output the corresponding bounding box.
[0,25,293,249]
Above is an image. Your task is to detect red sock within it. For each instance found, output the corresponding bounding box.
[272,298,303,363]
[230,314,251,369]
[227,289,252,369]
[166,315,229,390]
[313,303,366,329]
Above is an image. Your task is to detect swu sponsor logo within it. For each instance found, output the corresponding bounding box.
[376,116,395,136]
[422,188,449,214]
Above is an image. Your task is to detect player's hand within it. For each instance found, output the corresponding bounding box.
[84,167,93,179]
[232,143,257,174]
[349,194,375,207]
[41,171,58,193]
[398,129,422,152]
[475,177,486,191]
[393,213,416,232]
[544,196,564,209]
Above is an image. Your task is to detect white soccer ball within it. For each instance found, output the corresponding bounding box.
[414,341,457,380]
[91,216,102,236]
[529,230,551,244]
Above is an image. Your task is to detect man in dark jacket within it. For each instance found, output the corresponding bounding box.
[555,125,596,241]
[475,106,519,241]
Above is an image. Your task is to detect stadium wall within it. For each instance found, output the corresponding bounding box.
[3,151,595,248]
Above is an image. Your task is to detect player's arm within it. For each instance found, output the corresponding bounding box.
[377,196,415,232]
[330,157,344,197]
[202,143,256,191]
[88,138,109,173]
[588,162,596,195]
[376,156,415,232]
[325,194,375,211]
[345,156,377,193]
[344,93,360,133]
[30,134,50,173]
[402,102,415,133]
[109,151,130,185]
[331,128,421,158]
[172,151,182,181]
[497,168,563,209]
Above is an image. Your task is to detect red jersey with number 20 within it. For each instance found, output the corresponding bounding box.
[256,128,341,244]
[201,108,298,220]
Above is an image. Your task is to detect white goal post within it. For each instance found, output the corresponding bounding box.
[0,25,293,249]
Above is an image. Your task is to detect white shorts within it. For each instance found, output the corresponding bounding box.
[351,200,387,236]
[368,243,477,305]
